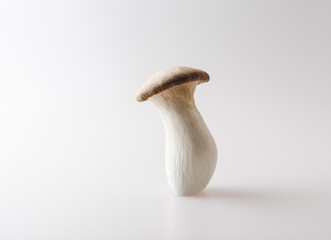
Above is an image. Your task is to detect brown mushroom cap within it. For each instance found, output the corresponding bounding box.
[136,66,210,102]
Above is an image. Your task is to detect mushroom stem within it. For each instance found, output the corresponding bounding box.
[150,82,217,196]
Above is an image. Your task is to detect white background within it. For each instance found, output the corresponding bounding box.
[1,0,331,239]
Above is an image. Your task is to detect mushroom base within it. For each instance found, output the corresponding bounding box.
[150,82,217,196]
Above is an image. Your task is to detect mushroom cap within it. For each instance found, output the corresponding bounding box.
[136,66,210,102]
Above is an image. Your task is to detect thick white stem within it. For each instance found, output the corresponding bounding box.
[150,82,217,196]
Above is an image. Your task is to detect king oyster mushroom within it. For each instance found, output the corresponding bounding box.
[136,66,217,196]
